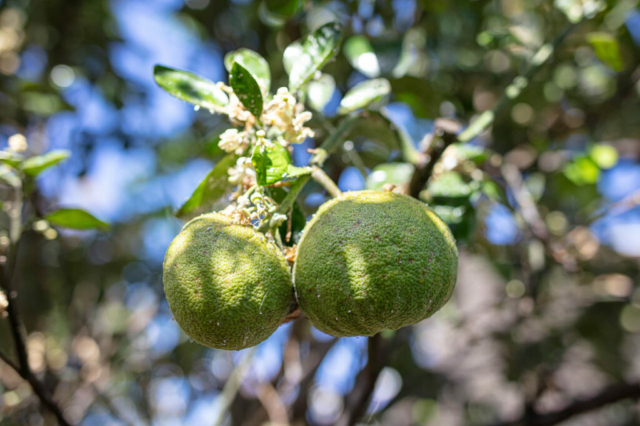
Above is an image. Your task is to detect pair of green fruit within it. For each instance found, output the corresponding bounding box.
[163,190,458,350]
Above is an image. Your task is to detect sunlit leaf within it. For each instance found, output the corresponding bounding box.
[306,73,336,112]
[428,172,479,205]
[285,21,343,92]
[0,166,21,188]
[224,49,271,92]
[365,162,414,190]
[452,143,487,164]
[21,150,70,177]
[431,204,476,242]
[343,35,379,78]
[393,28,428,78]
[46,209,109,231]
[590,144,618,169]
[481,179,508,205]
[176,154,237,218]
[0,151,24,168]
[230,62,264,118]
[153,65,229,112]
[283,41,303,75]
[338,78,391,114]
[563,155,600,185]
[251,143,311,186]
[587,32,624,72]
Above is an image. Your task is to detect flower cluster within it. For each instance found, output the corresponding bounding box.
[209,82,316,227]
[262,88,314,144]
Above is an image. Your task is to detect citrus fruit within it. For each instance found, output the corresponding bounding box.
[293,190,457,337]
[163,213,293,349]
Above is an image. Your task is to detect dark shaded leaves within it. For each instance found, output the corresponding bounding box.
[176,154,237,218]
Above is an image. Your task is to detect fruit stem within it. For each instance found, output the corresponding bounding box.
[257,175,311,234]
[309,113,361,166]
[311,166,342,198]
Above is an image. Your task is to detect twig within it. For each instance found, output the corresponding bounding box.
[212,346,256,426]
[337,334,383,426]
[495,382,640,426]
[587,189,640,224]
[256,382,289,426]
[501,163,549,241]
[0,349,21,373]
[0,185,72,426]
[408,119,459,198]
[343,140,368,178]
[408,24,579,198]
[310,113,362,166]
[311,166,342,198]
[257,175,311,234]
[457,24,578,144]
[289,337,337,421]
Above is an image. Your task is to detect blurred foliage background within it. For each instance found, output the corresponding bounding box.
[1,0,640,425]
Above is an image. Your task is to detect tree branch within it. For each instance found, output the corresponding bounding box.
[496,382,640,426]
[0,187,72,426]
[311,166,342,198]
[408,119,460,198]
[408,24,579,199]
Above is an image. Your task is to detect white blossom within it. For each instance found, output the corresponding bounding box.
[8,134,27,153]
[228,157,256,186]
[218,129,249,154]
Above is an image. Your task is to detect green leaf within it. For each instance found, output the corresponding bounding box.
[153,65,229,112]
[46,209,109,231]
[0,151,24,168]
[431,204,476,242]
[338,78,391,114]
[0,166,21,188]
[21,150,70,177]
[563,155,600,185]
[251,143,311,186]
[343,35,379,78]
[306,73,336,112]
[286,21,344,92]
[428,172,479,206]
[230,62,264,118]
[452,143,487,164]
[587,32,624,72]
[481,179,508,205]
[283,41,303,75]
[259,0,302,26]
[176,154,237,218]
[590,144,618,169]
[224,49,271,92]
[366,162,414,190]
[264,0,302,17]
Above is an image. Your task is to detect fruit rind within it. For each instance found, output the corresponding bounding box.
[293,190,457,337]
[163,213,292,350]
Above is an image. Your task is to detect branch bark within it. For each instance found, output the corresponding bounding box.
[0,186,72,426]
[408,119,460,198]
[495,382,640,426]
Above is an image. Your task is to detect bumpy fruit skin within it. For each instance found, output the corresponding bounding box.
[293,190,458,337]
[163,213,293,350]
